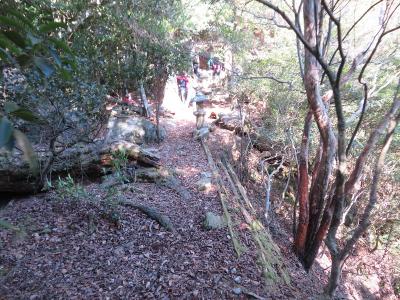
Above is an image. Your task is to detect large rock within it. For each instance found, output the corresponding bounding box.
[203,212,226,230]
[196,172,212,192]
[193,127,209,141]
[106,116,166,144]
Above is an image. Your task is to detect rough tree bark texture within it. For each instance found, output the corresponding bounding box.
[300,0,336,270]
[153,64,169,142]
[0,141,160,194]
[294,110,312,256]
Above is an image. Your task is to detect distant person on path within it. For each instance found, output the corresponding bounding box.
[207,57,214,70]
[176,73,189,102]
[193,60,200,78]
[211,57,222,80]
[212,61,221,77]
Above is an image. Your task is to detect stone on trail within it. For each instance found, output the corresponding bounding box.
[196,172,212,192]
[106,116,166,144]
[203,212,226,230]
[193,127,209,141]
[232,287,242,295]
[196,176,212,192]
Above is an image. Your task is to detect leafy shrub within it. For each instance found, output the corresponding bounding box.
[55,174,87,201]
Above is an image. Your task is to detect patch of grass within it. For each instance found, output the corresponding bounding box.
[55,174,87,201]
[250,222,290,287]
[101,186,122,228]
[0,218,26,240]
[111,149,129,183]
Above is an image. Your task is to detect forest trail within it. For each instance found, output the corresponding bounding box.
[0,72,323,299]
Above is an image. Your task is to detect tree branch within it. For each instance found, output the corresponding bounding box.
[344,79,400,196]
[340,111,399,260]
[255,0,336,84]
[347,25,400,154]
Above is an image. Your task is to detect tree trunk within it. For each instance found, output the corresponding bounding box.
[139,81,152,117]
[0,141,160,195]
[325,256,343,297]
[153,65,168,142]
[294,110,312,256]
[301,0,336,269]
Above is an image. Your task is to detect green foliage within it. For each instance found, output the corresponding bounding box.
[65,0,191,93]
[55,174,87,201]
[0,218,26,240]
[0,218,20,232]
[0,2,74,76]
[111,149,129,183]
[0,0,75,175]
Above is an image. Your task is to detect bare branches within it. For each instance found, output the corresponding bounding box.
[322,0,384,83]
[343,1,384,41]
[340,111,400,260]
[346,69,400,125]
[344,79,400,196]
[255,0,337,84]
[321,0,346,87]
[347,25,400,154]
[254,0,399,287]
[240,73,294,88]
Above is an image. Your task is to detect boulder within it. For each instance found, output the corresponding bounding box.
[196,176,212,192]
[203,212,226,230]
[193,127,209,141]
[196,171,212,192]
[106,116,166,144]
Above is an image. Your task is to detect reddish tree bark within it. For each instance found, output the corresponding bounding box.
[301,0,337,268]
[255,0,400,295]
[294,110,312,256]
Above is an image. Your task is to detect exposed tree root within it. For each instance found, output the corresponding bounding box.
[220,156,290,288]
[201,138,246,257]
[117,199,175,232]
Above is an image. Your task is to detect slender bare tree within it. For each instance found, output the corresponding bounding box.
[254,0,400,296]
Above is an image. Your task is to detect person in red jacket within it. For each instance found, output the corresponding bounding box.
[176,73,189,102]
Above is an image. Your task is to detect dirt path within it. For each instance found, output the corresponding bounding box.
[0,73,333,299]
[0,76,266,299]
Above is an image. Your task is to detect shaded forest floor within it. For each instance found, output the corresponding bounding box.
[0,72,397,299]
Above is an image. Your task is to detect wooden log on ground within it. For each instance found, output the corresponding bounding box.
[117,199,175,232]
[220,155,290,287]
[0,141,160,195]
[132,167,191,200]
[213,113,274,152]
[201,138,245,256]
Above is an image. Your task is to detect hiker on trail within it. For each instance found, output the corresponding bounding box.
[193,60,200,78]
[176,73,189,102]
[212,58,222,78]
[207,57,214,70]
[212,62,221,77]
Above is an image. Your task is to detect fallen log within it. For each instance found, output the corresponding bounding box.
[117,199,175,232]
[213,113,274,152]
[201,138,245,257]
[0,141,160,195]
[131,167,191,200]
[220,155,290,288]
